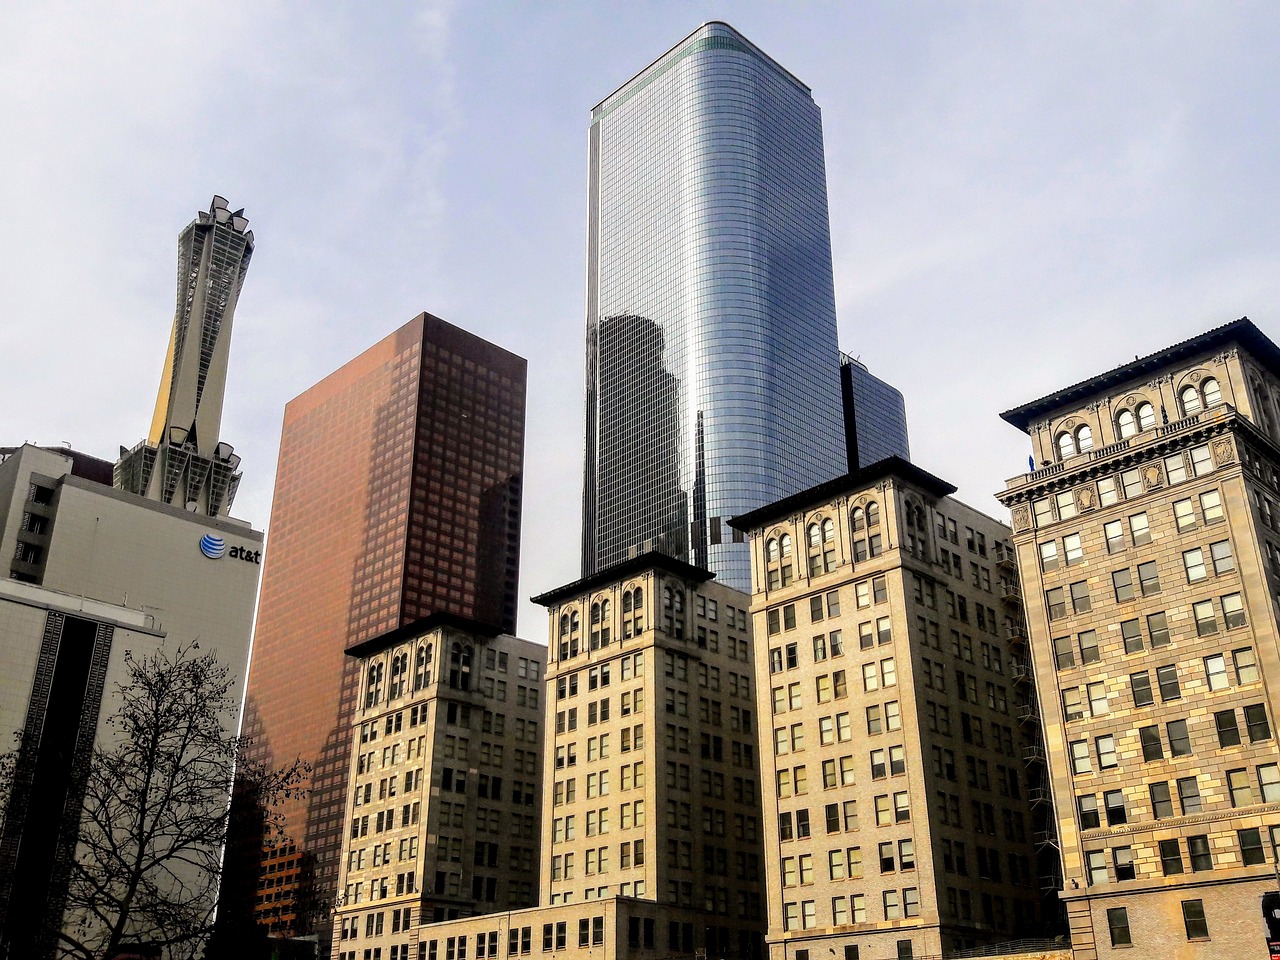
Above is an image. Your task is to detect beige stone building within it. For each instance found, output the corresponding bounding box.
[998,317,1280,960]
[731,457,1049,960]
[374,553,768,959]
[332,615,545,960]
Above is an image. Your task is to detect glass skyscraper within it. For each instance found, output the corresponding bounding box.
[841,354,911,470]
[582,21,848,591]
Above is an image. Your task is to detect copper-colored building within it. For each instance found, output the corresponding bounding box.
[226,313,526,945]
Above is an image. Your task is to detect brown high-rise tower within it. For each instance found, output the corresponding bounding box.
[226,313,525,945]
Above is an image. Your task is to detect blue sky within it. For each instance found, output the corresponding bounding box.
[3,2,1278,635]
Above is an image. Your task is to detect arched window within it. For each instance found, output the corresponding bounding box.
[1116,409,1136,439]
[866,502,880,528]
[1202,377,1222,408]
[414,643,430,690]
[1136,402,1156,431]
[560,613,571,637]
[591,602,601,625]
[673,591,684,613]
[1057,432,1076,459]
[1076,425,1093,452]
[1181,385,1203,416]
[622,587,644,639]
[571,611,580,632]
[448,642,473,690]
[851,507,865,533]
[766,538,779,562]
[822,518,835,542]
[389,652,408,699]
[601,599,611,620]
[365,661,384,708]
[780,534,793,557]
[622,590,633,613]
[632,586,643,608]
[808,523,822,548]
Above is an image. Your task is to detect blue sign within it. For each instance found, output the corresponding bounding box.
[199,534,226,559]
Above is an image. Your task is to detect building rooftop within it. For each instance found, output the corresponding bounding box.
[1000,316,1280,433]
[344,610,506,658]
[728,455,956,532]
[532,551,715,608]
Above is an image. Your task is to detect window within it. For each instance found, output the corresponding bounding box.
[1046,588,1066,621]
[1114,846,1135,881]
[1139,725,1164,761]
[1098,476,1120,506]
[1063,533,1083,565]
[1121,468,1143,498]
[1150,782,1173,818]
[1070,581,1091,614]
[1147,611,1171,646]
[1107,907,1131,947]
[1078,631,1099,665]
[1177,776,1202,814]
[1077,425,1094,452]
[1096,735,1117,769]
[1246,704,1272,741]
[1157,664,1180,701]
[1131,671,1153,707]
[1039,541,1059,571]
[1173,498,1196,532]
[1137,402,1156,430]
[1116,409,1137,439]
[1239,828,1266,865]
[1187,835,1213,872]
[1121,619,1143,653]
[1061,687,1084,722]
[1194,600,1217,636]
[1104,521,1125,553]
[1086,850,1107,886]
[1204,654,1229,691]
[1222,593,1245,629]
[1112,569,1135,602]
[1056,430,1075,460]
[1211,540,1235,575]
[1183,548,1207,582]
[1200,489,1224,523]
[1088,682,1108,715]
[1053,636,1074,669]
[1166,452,1189,484]
[1215,710,1241,747]
[1181,900,1209,940]
[1235,647,1259,683]
[1129,513,1151,545]
[1261,764,1280,802]
[1227,768,1254,807]
[1077,795,1100,829]
[1160,839,1183,875]
[1138,562,1160,595]
[1104,789,1126,825]
[1069,740,1091,775]
[1203,378,1222,407]
[1167,719,1191,757]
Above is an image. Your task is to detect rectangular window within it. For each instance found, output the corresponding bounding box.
[1039,541,1059,571]
[1194,600,1218,637]
[1078,631,1099,665]
[1173,498,1196,532]
[1147,611,1171,646]
[1228,768,1254,807]
[1222,593,1246,629]
[1063,533,1083,565]
[1045,588,1066,621]
[1239,828,1266,865]
[1187,835,1213,872]
[1070,581,1091,614]
[1131,672,1154,707]
[1245,703,1272,741]
[1167,719,1192,757]
[1077,794,1100,829]
[1098,477,1120,506]
[1166,453,1189,485]
[1157,664,1180,701]
[1112,569,1135,602]
[1139,725,1163,761]
[1183,547,1208,582]
[1261,764,1280,802]
[1096,735,1117,769]
[1177,776,1202,814]
[1211,540,1235,574]
[1235,647,1260,684]
[1104,520,1125,553]
[1121,619,1143,653]
[1129,513,1151,545]
[1069,740,1090,775]
[1053,636,1075,669]
[1114,846,1135,881]
[1104,789,1126,825]
[1107,907,1131,947]
[1061,687,1084,722]
[1150,781,1174,818]
[1200,489,1224,523]
[1138,562,1161,595]
[1160,838,1184,875]
[1121,468,1143,499]
[1216,709,1241,747]
[1056,491,1078,520]
[1204,654,1229,690]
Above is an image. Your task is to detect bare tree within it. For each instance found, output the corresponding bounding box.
[44,644,308,960]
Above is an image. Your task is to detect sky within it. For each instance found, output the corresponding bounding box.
[3,2,1278,637]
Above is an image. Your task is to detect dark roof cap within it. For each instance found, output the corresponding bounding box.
[729,456,956,532]
[345,611,504,659]
[532,551,714,607]
[1001,317,1279,433]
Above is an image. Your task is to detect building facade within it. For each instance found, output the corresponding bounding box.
[230,314,526,943]
[841,354,911,470]
[116,195,254,518]
[0,444,263,957]
[331,616,545,960]
[731,458,1050,960]
[581,21,848,591]
[332,554,767,960]
[998,317,1280,960]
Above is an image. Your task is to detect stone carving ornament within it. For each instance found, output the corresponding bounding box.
[1011,505,1031,532]
[1212,437,1236,467]
[1142,463,1164,490]
[1076,485,1097,512]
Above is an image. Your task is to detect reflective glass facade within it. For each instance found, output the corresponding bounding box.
[582,21,847,591]
[225,315,525,944]
[841,355,911,469]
